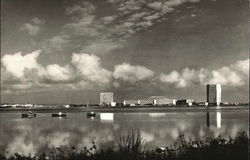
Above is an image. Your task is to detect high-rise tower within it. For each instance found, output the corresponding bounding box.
[206,84,221,106]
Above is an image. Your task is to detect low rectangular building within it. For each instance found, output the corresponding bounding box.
[154,98,176,106]
[176,99,194,106]
[148,96,176,106]
[123,100,140,106]
[140,99,155,106]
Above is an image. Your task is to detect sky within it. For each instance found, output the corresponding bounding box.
[1,0,249,104]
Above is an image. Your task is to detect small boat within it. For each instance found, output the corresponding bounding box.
[52,112,67,117]
[87,111,96,118]
[21,111,36,118]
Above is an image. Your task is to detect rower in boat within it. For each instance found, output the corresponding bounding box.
[21,111,36,118]
[87,111,96,118]
[52,112,67,117]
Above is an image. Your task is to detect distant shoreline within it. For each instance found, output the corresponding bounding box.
[0,106,248,113]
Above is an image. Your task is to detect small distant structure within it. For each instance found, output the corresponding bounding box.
[140,99,155,106]
[194,101,208,107]
[111,102,117,107]
[148,96,176,106]
[207,84,221,106]
[176,99,194,106]
[100,92,114,106]
[64,104,70,108]
[123,100,140,106]
[123,96,177,107]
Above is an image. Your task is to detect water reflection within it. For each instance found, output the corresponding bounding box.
[148,113,167,117]
[206,112,210,128]
[100,113,114,123]
[0,110,248,156]
[216,112,221,129]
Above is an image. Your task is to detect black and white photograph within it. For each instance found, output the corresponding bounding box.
[0,0,249,160]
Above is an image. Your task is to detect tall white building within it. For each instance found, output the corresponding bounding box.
[100,92,113,105]
[206,84,221,106]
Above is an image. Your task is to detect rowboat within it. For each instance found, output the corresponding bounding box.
[21,111,36,118]
[52,112,67,117]
[87,111,96,117]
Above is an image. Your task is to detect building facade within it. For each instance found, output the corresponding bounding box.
[123,100,140,106]
[100,92,113,105]
[176,99,194,106]
[140,99,155,105]
[148,96,176,106]
[206,84,221,106]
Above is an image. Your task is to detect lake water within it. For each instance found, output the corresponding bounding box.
[0,108,248,156]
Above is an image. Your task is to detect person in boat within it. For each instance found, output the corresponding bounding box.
[28,111,32,118]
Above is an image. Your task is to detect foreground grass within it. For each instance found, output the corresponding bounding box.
[0,130,248,160]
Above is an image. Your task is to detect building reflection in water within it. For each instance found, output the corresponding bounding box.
[216,112,221,128]
[206,112,210,128]
[206,111,222,129]
[0,110,248,156]
[148,113,167,117]
[100,113,114,123]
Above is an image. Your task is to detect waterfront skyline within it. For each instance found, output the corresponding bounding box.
[1,0,249,104]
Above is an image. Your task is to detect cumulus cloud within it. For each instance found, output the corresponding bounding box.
[1,50,45,79]
[1,50,112,92]
[209,59,249,86]
[113,63,154,84]
[2,50,248,93]
[71,53,112,85]
[45,64,73,82]
[159,59,249,88]
[20,18,45,36]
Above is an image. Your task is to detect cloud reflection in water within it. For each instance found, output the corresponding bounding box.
[0,111,248,156]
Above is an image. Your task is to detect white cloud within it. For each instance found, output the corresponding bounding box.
[159,59,249,88]
[65,2,95,16]
[1,50,45,79]
[50,0,201,55]
[20,23,40,36]
[113,63,154,83]
[1,50,112,92]
[20,18,45,36]
[30,17,45,25]
[45,35,71,52]
[147,1,164,10]
[102,15,117,24]
[64,2,97,37]
[2,50,248,93]
[71,53,112,85]
[45,64,73,82]
[82,39,123,54]
[209,59,249,86]
[159,71,179,83]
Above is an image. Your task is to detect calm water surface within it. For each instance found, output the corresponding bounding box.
[0,108,248,155]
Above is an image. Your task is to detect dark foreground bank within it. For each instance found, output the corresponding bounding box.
[0,130,248,160]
